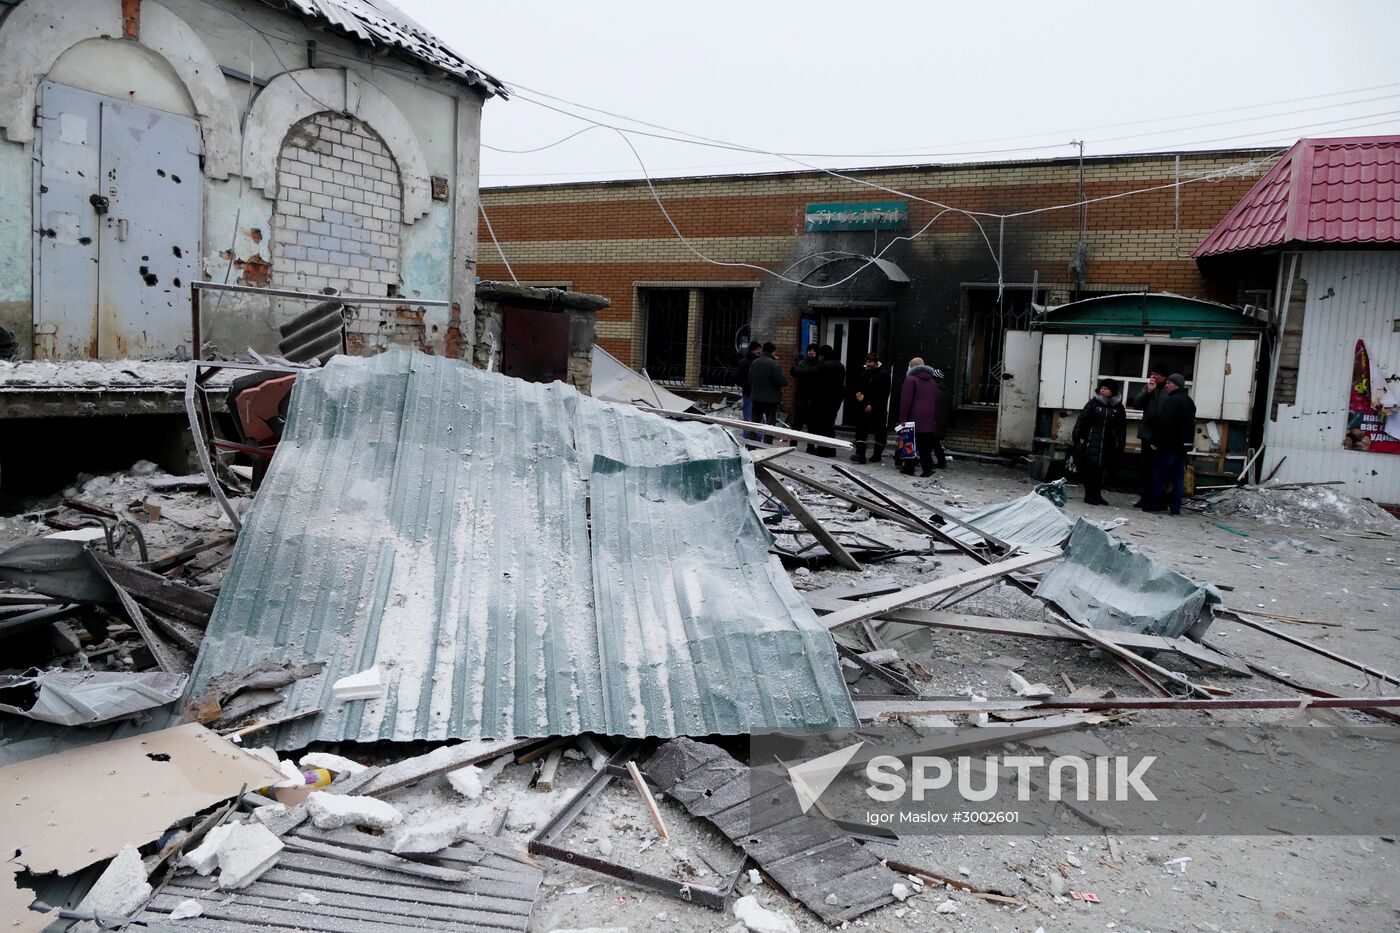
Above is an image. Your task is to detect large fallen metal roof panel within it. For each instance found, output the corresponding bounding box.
[188,351,855,746]
[947,490,1074,550]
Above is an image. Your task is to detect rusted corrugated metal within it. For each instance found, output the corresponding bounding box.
[1265,250,1400,503]
[187,351,856,747]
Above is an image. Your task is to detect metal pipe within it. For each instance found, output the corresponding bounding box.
[192,280,451,307]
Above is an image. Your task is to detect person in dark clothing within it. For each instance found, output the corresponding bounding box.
[734,340,761,435]
[747,342,788,444]
[850,353,891,463]
[928,367,950,469]
[1129,369,1168,508]
[807,345,846,457]
[1144,373,1196,515]
[899,357,943,476]
[1073,379,1128,505]
[789,345,820,434]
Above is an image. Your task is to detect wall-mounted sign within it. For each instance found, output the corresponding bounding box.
[1345,339,1400,454]
[804,201,908,232]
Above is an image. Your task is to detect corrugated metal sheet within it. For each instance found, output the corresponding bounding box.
[188,351,855,747]
[284,0,506,95]
[947,492,1074,550]
[1034,519,1219,639]
[1264,251,1400,503]
[1195,136,1400,257]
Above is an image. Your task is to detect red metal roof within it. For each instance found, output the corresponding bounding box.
[1194,135,1400,258]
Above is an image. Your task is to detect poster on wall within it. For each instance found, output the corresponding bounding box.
[1344,339,1400,454]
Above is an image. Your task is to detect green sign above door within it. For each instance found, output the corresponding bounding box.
[804,201,908,232]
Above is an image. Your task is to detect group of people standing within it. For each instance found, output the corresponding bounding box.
[1071,369,1197,514]
[734,341,949,475]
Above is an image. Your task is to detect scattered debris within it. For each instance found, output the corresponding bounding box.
[733,894,800,933]
[306,791,402,830]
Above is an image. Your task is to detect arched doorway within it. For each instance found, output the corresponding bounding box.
[270,112,403,301]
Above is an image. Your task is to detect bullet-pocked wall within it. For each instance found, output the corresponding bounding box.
[478,150,1277,451]
[0,0,489,362]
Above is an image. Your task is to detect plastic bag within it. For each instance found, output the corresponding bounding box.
[893,422,917,461]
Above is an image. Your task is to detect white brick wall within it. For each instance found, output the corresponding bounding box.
[271,113,404,301]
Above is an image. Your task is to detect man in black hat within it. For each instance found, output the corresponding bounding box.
[1144,373,1195,515]
[734,340,762,438]
[850,352,891,464]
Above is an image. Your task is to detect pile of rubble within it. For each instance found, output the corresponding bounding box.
[3,350,1396,932]
[1199,480,1399,531]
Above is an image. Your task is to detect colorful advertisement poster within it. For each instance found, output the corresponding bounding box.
[1344,339,1400,455]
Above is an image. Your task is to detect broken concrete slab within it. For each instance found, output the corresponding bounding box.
[306,791,402,830]
[213,822,284,889]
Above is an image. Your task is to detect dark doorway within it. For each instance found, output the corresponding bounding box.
[823,315,879,425]
[501,305,570,384]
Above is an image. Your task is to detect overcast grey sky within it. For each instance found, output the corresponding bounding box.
[397,0,1400,187]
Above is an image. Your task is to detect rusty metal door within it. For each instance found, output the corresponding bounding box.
[34,82,201,359]
[501,305,570,384]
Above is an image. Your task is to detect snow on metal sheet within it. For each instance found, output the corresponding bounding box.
[285,0,505,95]
[946,491,1074,551]
[188,351,854,747]
[1034,519,1219,640]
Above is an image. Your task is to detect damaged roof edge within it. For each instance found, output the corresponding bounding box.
[273,0,508,97]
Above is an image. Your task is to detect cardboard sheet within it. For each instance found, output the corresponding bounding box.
[0,723,282,928]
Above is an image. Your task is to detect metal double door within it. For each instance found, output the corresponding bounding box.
[34,81,201,359]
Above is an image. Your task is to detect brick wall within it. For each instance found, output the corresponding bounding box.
[478,149,1277,441]
[272,112,408,353]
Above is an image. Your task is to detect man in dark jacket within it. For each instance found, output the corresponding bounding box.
[789,345,820,434]
[808,345,846,457]
[1073,379,1128,505]
[747,342,788,444]
[899,358,943,477]
[1144,373,1195,515]
[1130,369,1167,508]
[850,352,891,464]
[733,340,762,440]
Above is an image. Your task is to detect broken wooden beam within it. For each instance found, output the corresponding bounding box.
[537,748,564,792]
[831,464,1011,552]
[625,760,669,841]
[818,549,1061,631]
[758,461,933,534]
[1224,614,1400,686]
[755,465,862,572]
[635,406,853,450]
[805,597,1250,674]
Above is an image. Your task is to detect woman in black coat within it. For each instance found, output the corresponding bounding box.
[1072,378,1128,505]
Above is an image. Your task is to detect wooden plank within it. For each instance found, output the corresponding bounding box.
[830,466,1011,552]
[625,760,669,841]
[515,736,570,765]
[755,466,862,572]
[803,576,902,601]
[1226,614,1400,685]
[818,549,1062,630]
[281,836,472,882]
[536,747,564,791]
[760,461,932,534]
[748,446,795,464]
[807,596,1251,674]
[355,738,536,796]
[147,890,520,932]
[247,861,538,907]
[94,552,217,625]
[635,405,853,450]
